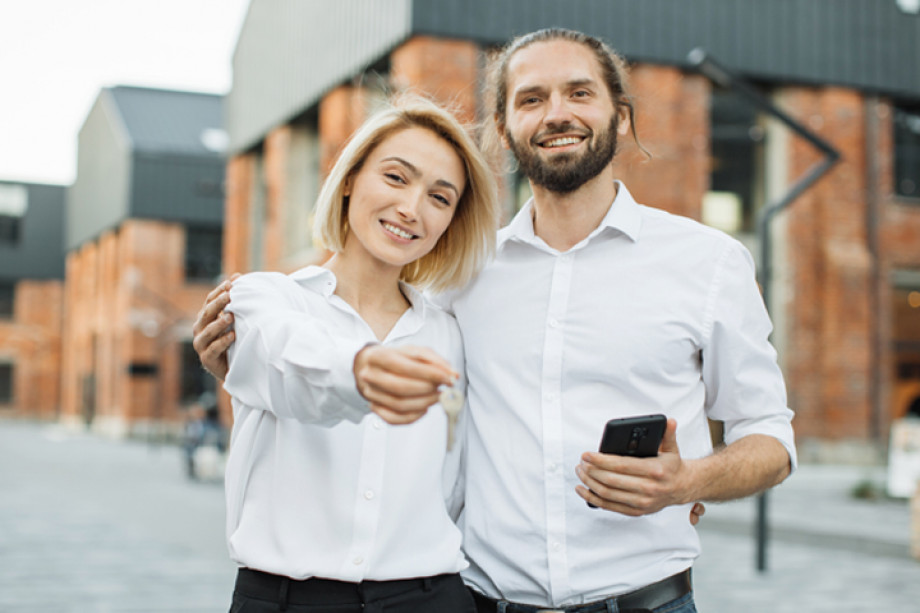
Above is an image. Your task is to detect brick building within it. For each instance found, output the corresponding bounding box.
[221,0,920,457]
[61,86,226,437]
[0,181,66,420]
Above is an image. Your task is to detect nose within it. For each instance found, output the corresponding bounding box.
[543,93,574,128]
[396,189,424,220]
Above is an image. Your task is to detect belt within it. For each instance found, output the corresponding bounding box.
[470,569,692,613]
[234,568,448,606]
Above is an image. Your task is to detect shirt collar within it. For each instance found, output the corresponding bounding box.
[288,265,427,334]
[498,180,643,251]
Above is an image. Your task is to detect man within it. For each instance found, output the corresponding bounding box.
[195,28,794,613]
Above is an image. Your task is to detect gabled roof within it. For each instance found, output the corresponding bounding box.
[106,85,226,156]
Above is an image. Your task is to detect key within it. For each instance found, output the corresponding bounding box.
[439,385,464,451]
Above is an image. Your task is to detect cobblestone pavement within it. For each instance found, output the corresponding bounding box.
[1,419,918,612]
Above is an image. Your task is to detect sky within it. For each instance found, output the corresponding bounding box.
[0,0,251,186]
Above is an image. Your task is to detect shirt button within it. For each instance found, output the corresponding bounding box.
[364,490,375,500]
[373,418,384,430]
[552,542,562,552]
[548,318,559,328]
[547,463,558,473]
[546,393,556,401]
[353,556,364,565]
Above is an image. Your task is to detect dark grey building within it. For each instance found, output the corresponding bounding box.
[0,181,66,315]
[68,86,226,254]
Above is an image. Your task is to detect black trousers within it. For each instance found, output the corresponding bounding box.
[229,568,476,613]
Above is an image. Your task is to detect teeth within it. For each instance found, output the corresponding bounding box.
[383,222,415,240]
[543,137,581,148]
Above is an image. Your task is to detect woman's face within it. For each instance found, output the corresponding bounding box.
[343,127,466,271]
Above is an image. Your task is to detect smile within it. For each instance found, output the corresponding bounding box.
[382,221,418,240]
[539,136,584,148]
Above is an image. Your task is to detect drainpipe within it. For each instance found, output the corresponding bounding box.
[865,96,882,444]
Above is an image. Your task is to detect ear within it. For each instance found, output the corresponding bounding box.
[495,114,510,150]
[616,107,631,136]
[343,174,354,197]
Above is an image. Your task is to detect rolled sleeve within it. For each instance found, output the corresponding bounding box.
[702,242,797,470]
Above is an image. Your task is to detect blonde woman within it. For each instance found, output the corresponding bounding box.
[221,94,498,613]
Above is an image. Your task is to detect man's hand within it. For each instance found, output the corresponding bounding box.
[575,418,693,516]
[354,344,458,425]
[192,275,239,381]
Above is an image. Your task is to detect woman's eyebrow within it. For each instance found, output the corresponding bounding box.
[381,156,460,198]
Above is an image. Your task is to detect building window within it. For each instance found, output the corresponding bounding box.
[180,340,215,403]
[894,103,920,199]
[0,363,12,404]
[0,183,27,246]
[704,87,765,235]
[0,283,13,318]
[185,226,223,282]
[893,270,920,417]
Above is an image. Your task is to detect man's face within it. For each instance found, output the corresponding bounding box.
[501,39,627,194]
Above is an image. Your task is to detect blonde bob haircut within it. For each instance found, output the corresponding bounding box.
[314,93,499,293]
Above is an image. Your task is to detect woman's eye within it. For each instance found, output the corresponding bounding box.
[385,172,405,184]
[431,193,451,206]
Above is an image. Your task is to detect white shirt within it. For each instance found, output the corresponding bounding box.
[443,182,796,606]
[222,266,467,581]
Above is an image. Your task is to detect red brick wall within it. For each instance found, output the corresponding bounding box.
[224,154,256,276]
[0,280,63,418]
[615,65,710,219]
[390,36,479,125]
[60,220,220,436]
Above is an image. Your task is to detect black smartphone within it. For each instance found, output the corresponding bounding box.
[587,414,667,508]
[598,414,667,457]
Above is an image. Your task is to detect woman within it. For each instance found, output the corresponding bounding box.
[221,94,499,612]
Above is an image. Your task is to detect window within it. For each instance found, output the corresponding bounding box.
[0,183,27,246]
[893,269,920,417]
[180,340,215,403]
[185,226,223,282]
[894,103,920,199]
[704,87,765,235]
[0,363,12,404]
[0,283,13,318]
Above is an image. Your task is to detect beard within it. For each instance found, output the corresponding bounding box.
[506,115,619,194]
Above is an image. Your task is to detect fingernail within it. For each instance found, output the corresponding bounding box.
[222,313,232,322]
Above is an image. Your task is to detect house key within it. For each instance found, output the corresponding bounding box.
[439,385,464,451]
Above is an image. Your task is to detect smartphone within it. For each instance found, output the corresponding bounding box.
[587,414,667,508]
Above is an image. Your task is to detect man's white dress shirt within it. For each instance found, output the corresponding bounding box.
[443,182,796,607]
[222,266,466,582]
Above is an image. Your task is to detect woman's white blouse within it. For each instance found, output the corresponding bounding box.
[222,266,466,581]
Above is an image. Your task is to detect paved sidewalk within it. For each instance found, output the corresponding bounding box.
[1,419,918,612]
[693,464,920,611]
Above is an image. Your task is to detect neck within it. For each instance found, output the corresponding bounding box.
[323,251,408,316]
[529,166,619,252]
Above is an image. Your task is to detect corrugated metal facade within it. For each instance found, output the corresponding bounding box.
[131,153,225,224]
[227,0,413,153]
[0,182,66,280]
[228,0,920,155]
[67,92,132,250]
[411,0,920,98]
